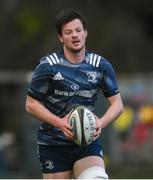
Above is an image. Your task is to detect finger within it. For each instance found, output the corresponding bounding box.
[65,128,73,138]
[64,133,72,140]
[93,134,100,141]
[94,128,101,137]
[94,130,100,137]
[65,131,73,140]
[65,124,72,130]
[94,131,101,141]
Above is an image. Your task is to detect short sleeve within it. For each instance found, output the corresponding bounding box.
[100,59,120,98]
[27,62,51,101]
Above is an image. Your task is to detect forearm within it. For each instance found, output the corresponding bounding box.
[26,96,62,128]
[100,94,124,129]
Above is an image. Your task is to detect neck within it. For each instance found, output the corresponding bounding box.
[63,46,86,64]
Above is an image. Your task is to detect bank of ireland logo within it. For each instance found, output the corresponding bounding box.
[45,160,54,170]
[87,71,100,83]
[71,83,79,90]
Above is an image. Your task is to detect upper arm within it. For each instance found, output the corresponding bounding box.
[107,93,123,105]
[25,95,42,111]
[107,93,124,115]
[27,62,51,101]
[100,60,120,98]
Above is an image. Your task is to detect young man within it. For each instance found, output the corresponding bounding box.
[25,9,124,179]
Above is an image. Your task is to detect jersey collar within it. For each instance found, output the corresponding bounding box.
[58,49,89,63]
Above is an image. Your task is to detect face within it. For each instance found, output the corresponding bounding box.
[58,19,88,53]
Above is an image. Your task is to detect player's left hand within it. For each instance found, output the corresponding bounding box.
[94,118,102,141]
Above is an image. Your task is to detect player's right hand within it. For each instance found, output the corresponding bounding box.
[60,114,73,140]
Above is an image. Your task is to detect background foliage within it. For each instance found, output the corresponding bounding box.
[0,0,153,72]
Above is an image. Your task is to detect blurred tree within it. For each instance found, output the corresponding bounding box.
[0,0,153,72]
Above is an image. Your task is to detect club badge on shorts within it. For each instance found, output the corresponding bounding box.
[45,160,54,170]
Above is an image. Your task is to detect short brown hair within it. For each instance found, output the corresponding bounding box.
[55,9,87,35]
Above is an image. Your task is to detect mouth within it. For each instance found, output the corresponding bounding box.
[72,40,80,45]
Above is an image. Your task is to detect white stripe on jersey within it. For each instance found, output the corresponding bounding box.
[50,55,57,64]
[88,53,101,67]
[89,54,93,65]
[47,57,53,65]
[96,56,101,67]
[93,54,97,66]
[46,53,61,66]
[53,53,60,63]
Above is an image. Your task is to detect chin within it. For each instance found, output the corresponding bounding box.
[70,46,84,53]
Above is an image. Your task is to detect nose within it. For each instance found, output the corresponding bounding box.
[72,30,77,37]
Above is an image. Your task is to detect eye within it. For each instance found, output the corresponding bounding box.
[64,30,72,35]
[75,28,82,32]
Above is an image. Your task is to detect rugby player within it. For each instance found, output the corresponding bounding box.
[25,9,124,179]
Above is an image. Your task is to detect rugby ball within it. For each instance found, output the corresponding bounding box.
[68,106,96,146]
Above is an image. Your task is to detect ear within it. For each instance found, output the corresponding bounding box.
[85,30,88,38]
[58,34,63,43]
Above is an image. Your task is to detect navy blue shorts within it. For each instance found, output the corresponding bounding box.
[37,139,103,173]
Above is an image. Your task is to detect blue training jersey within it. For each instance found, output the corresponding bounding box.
[27,49,119,145]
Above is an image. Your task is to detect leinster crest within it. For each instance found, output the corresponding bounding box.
[87,71,100,83]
